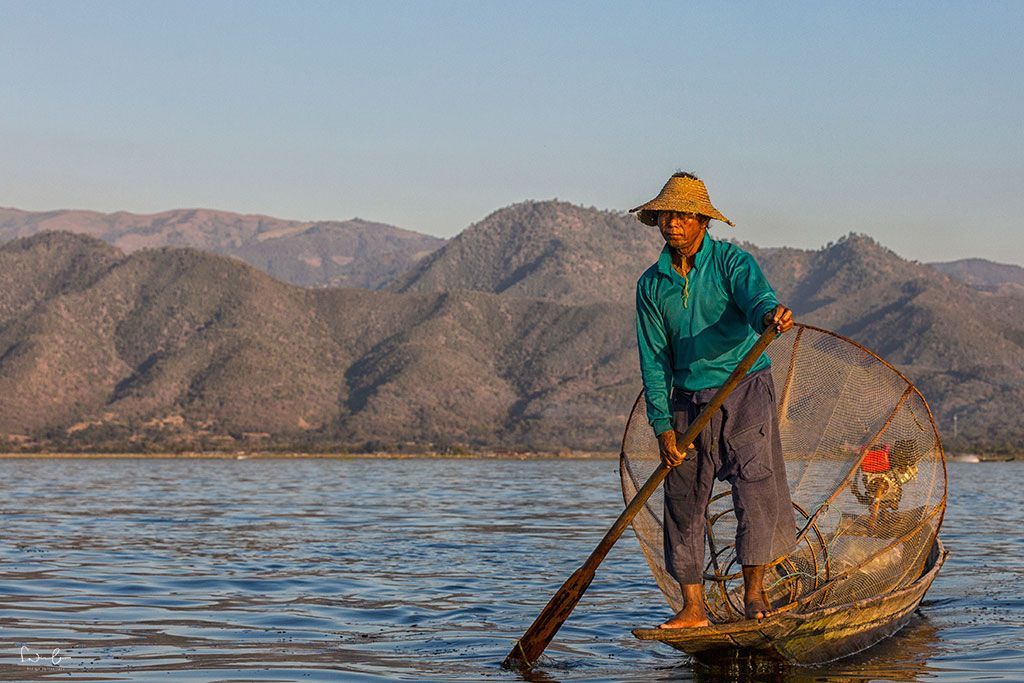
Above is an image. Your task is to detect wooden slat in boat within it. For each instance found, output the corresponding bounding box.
[632,537,947,665]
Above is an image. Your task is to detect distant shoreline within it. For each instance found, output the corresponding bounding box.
[0,451,621,460]
[0,451,1019,461]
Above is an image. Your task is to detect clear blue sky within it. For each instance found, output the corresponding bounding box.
[2,1,1022,264]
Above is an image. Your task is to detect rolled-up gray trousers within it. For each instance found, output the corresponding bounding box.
[663,366,797,585]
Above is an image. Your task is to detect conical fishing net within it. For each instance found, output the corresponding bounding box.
[620,324,947,621]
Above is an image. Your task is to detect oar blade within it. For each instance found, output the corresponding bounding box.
[502,566,594,670]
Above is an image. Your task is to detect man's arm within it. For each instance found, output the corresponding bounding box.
[725,247,784,332]
[636,280,690,468]
[635,280,674,437]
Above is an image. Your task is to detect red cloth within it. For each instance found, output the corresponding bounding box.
[862,444,891,473]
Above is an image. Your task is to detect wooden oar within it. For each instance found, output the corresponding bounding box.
[503,325,780,670]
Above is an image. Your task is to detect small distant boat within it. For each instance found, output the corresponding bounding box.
[633,537,946,664]
[950,454,980,463]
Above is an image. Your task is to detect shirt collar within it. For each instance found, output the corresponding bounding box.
[656,234,713,278]
[656,245,674,277]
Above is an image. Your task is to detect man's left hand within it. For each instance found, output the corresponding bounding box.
[763,304,794,333]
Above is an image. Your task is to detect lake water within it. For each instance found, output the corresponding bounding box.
[0,458,1020,682]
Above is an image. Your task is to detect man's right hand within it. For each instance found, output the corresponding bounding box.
[657,429,693,468]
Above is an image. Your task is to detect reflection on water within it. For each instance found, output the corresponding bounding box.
[0,458,1020,681]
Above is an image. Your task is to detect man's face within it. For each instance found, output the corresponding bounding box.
[657,211,709,258]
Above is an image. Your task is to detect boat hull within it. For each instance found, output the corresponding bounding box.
[632,537,947,665]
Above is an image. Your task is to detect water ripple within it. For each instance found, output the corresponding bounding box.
[0,458,1020,681]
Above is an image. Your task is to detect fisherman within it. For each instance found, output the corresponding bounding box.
[631,172,797,627]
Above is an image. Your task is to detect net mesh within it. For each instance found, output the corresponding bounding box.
[619,324,947,620]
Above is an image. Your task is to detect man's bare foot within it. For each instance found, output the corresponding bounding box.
[742,566,772,621]
[660,583,710,628]
[743,591,772,621]
[658,609,710,629]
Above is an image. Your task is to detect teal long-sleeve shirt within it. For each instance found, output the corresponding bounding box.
[635,236,779,436]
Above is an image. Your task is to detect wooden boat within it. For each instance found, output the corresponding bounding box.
[633,535,946,665]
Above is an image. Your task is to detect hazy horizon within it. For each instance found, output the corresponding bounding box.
[2,2,1022,265]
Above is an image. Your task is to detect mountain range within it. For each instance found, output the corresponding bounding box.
[0,207,444,289]
[389,200,660,303]
[0,202,1021,454]
[0,230,636,453]
[929,258,1024,293]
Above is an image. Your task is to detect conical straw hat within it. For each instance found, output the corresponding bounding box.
[630,175,734,227]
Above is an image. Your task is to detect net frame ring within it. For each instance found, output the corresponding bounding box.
[791,500,832,606]
[701,491,829,620]
[703,546,803,621]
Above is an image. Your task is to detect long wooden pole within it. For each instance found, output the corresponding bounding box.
[503,325,779,670]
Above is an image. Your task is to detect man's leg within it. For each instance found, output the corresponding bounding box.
[661,458,712,627]
[660,417,717,629]
[727,370,797,620]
